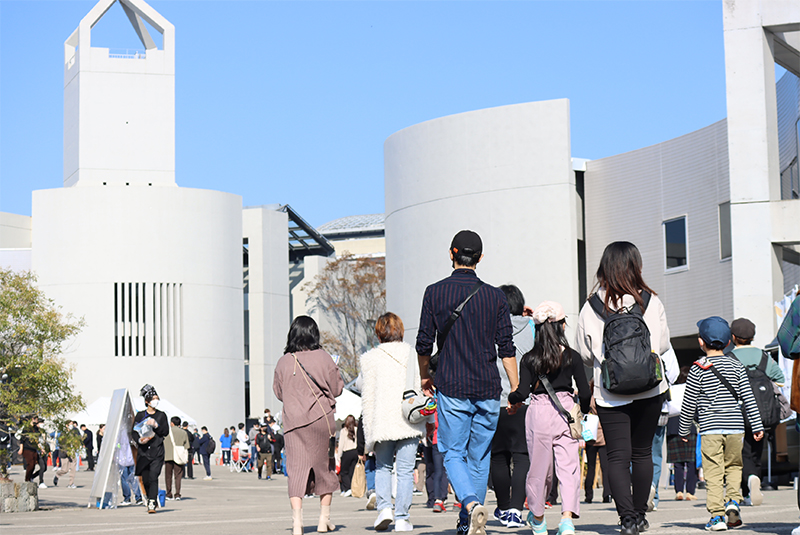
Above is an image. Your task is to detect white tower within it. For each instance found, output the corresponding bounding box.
[32,0,245,435]
[63,0,175,187]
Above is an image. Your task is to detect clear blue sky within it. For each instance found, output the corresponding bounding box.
[1,0,729,228]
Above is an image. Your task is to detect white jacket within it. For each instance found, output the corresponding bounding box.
[359,341,425,452]
[576,288,671,407]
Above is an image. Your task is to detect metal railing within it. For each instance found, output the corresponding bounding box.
[108,48,147,59]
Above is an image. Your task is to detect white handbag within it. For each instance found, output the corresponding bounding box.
[170,428,189,465]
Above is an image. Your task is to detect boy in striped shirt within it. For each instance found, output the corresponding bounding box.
[679,316,764,531]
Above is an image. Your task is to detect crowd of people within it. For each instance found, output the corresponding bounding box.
[13,230,800,535]
[273,231,800,535]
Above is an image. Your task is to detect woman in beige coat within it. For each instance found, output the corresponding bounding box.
[274,316,344,535]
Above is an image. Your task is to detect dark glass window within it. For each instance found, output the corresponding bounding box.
[664,217,687,269]
[719,202,732,260]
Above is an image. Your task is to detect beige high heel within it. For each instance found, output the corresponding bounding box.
[317,504,334,533]
[292,508,303,535]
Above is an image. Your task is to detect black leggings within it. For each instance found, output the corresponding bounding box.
[596,395,662,521]
[490,451,529,510]
[339,449,359,491]
[741,429,766,497]
[136,456,164,502]
[584,443,610,501]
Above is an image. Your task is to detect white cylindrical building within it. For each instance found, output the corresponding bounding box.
[384,99,582,342]
[32,186,244,437]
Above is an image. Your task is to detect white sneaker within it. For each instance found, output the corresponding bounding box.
[203,476,212,481]
[366,492,377,510]
[394,519,414,532]
[647,485,656,512]
[38,483,47,489]
[67,484,77,489]
[341,489,352,497]
[374,508,394,531]
[791,525,800,535]
[748,474,763,506]
[119,500,131,506]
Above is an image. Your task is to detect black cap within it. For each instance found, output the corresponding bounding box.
[730,318,756,340]
[140,384,158,402]
[450,230,482,257]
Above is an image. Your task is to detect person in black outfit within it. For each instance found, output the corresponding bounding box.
[19,416,41,483]
[132,384,169,513]
[96,423,105,453]
[80,424,94,471]
[182,421,195,479]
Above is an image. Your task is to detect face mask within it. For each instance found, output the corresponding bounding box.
[149,399,159,409]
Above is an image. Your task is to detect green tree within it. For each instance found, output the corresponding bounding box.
[0,268,85,479]
[304,253,385,382]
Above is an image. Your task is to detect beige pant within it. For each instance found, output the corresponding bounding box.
[55,457,76,486]
[701,433,744,516]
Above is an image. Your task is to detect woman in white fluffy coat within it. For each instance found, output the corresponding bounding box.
[360,313,425,532]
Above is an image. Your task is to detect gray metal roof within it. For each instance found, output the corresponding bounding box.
[317,214,385,237]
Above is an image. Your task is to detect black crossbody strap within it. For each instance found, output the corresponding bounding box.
[758,351,770,373]
[437,281,484,350]
[538,374,574,424]
[295,355,327,400]
[709,365,740,402]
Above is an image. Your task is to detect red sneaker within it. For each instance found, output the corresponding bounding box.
[544,501,552,509]
[454,502,462,509]
[433,500,446,513]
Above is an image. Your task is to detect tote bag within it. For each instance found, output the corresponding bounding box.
[351,459,367,498]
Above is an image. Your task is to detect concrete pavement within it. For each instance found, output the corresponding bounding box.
[2,463,800,534]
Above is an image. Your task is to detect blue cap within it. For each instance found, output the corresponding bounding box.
[697,316,730,347]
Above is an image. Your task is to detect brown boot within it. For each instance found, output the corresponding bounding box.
[317,504,334,532]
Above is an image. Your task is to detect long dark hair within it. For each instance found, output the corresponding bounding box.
[344,415,356,441]
[284,315,321,354]
[593,241,656,312]
[521,319,569,376]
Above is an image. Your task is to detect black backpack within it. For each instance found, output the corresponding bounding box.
[744,353,782,429]
[206,435,216,454]
[589,291,663,395]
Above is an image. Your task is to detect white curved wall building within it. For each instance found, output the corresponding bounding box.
[385,100,581,341]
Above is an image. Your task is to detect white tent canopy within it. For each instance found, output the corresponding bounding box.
[334,388,361,421]
[71,396,198,428]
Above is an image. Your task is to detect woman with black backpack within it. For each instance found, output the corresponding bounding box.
[576,242,671,535]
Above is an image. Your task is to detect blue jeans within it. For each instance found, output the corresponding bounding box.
[120,465,141,501]
[436,393,500,524]
[365,455,376,494]
[375,438,418,521]
[651,425,666,507]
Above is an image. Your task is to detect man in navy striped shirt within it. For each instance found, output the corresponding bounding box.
[416,230,518,535]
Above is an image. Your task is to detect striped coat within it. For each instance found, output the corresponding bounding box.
[678,354,763,436]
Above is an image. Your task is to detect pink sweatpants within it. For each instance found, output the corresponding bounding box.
[525,392,581,518]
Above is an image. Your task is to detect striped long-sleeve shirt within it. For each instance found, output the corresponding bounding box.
[415,269,515,400]
[679,354,763,436]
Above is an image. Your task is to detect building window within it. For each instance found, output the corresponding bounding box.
[664,217,687,270]
[719,202,732,260]
[114,282,182,357]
